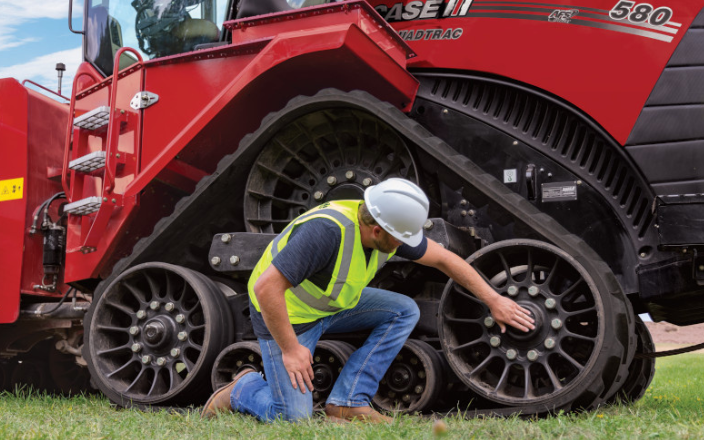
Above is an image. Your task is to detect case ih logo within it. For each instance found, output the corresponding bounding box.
[548,9,580,23]
[375,0,475,22]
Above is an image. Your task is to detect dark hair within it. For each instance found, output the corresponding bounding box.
[359,202,378,226]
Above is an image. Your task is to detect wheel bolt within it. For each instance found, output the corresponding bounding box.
[417,371,425,379]
[221,234,232,243]
[314,191,324,201]
[131,343,142,353]
[545,298,557,310]
[528,286,539,297]
[314,356,321,363]
[230,255,240,266]
[388,391,396,398]
[313,392,320,400]
[362,178,373,187]
[236,360,243,367]
[507,286,519,297]
[527,350,539,362]
[414,385,424,394]
[150,301,160,310]
[329,356,335,363]
[177,331,188,341]
[327,176,337,186]
[490,336,501,347]
[544,338,556,349]
[423,219,434,230]
[402,394,411,402]
[165,302,175,312]
[136,310,147,320]
[175,314,186,324]
[211,256,221,266]
[551,319,563,330]
[484,316,495,328]
[345,171,355,181]
[142,355,152,364]
[129,326,140,336]
[156,357,166,366]
[170,348,181,357]
[506,349,517,360]
[410,358,418,365]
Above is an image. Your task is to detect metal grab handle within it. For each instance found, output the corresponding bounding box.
[68,0,84,35]
[22,80,70,101]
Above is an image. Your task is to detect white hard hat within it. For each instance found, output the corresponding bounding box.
[363,178,429,247]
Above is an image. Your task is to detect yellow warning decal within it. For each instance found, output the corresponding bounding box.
[0,178,24,202]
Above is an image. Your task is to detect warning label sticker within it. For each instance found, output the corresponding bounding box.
[542,181,578,202]
[0,178,24,202]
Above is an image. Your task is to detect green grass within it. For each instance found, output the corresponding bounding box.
[1,354,703,440]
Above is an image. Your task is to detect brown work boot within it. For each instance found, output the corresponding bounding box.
[201,368,256,419]
[324,403,393,424]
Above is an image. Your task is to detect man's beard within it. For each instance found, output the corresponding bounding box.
[373,234,399,254]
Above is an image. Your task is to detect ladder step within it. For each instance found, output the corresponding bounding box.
[74,106,110,130]
[64,197,102,216]
[69,151,106,173]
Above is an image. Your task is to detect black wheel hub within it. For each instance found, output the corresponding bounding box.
[387,364,415,393]
[505,303,544,342]
[143,318,175,350]
[313,364,335,393]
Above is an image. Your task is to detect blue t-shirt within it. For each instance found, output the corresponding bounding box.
[250,218,428,339]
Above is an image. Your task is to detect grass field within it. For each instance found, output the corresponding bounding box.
[1,354,702,440]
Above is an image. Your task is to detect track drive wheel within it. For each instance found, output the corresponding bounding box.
[373,339,443,413]
[211,341,264,391]
[608,316,655,404]
[439,239,630,412]
[312,340,355,410]
[84,263,234,407]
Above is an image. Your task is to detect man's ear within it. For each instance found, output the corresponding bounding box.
[371,225,384,239]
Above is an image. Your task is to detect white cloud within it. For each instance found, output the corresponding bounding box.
[0,47,82,98]
[0,0,82,51]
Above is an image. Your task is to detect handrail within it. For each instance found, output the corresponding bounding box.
[104,47,144,193]
[21,80,70,101]
[61,70,102,198]
[68,0,84,35]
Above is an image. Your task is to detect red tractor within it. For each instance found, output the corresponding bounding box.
[1,0,703,414]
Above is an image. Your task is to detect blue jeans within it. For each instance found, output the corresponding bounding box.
[229,287,420,422]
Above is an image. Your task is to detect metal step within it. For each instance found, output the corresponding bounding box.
[69,151,106,173]
[63,196,102,216]
[73,106,110,130]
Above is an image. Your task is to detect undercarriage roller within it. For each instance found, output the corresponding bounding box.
[84,263,234,407]
[608,316,655,404]
[439,239,630,411]
[312,340,355,410]
[373,339,443,413]
[49,345,93,395]
[11,360,52,393]
[211,341,264,391]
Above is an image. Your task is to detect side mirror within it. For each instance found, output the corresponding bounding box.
[69,0,84,34]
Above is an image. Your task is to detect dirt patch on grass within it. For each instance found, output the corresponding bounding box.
[645,322,704,354]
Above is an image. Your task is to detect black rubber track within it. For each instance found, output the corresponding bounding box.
[607,316,655,404]
[84,89,635,414]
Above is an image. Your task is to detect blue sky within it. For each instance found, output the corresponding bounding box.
[0,1,84,98]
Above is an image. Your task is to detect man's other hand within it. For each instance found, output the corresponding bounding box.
[488,295,536,333]
[282,343,315,394]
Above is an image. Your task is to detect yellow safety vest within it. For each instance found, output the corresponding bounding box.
[248,200,395,324]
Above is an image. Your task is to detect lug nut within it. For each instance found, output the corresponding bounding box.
[326,176,337,186]
[313,391,320,400]
[460,199,468,206]
[484,316,495,328]
[528,286,539,297]
[236,360,243,367]
[129,326,140,336]
[460,210,467,217]
[329,356,335,363]
[131,343,142,353]
[490,336,501,347]
[402,394,411,402]
[527,350,539,362]
[423,219,434,230]
[150,301,160,310]
[156,357,166,366]
[417,371,426,379]
[175,314,186,324]
[221,234,232,243]
[551,319,563,330]
[345,171,355,181]
[544,338,556,349]
[410,358,418,365]
[165,302,175,312]
[414,385,424,394]
[388,391,396,398]
[230,255,240,266]
[211,256,221,266]
[177,331,188,341]
[141,355,152,364]
[468,209,475,216]
[314,191,324,201]
[507,286,519,297]
[362,178,373,187]
[545,298,557,310]
[170,348,181,357]
[314,356,321,363]
[506,349,517,360]
[136,310,147,320]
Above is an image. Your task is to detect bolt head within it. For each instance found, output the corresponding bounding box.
[544,338,556,349]
[507,286,519,297]
[129,326,140,336]
[136,310,147,320]
[230,255,240,266]
[175,314,186,324]
[402,394,411,402]
[236,360,243,367]
[170,348,181,357]
[417,371,426,379]
[490,336,501,347]
[527,350,539,362]
[221,234,232,243]
[165,302,175,312]
[326,176,337,186]
[442,109,449,114]
[460,199,468,206]
[362,178,373,187]
[414,385,424,394]
[314,191,324,201]
[388,391,396,398]
[141,355,152,364]
[150,301,160,310]
[699,265,704,272]
[528,286,539,296]
[468,209,476,216]
[177,331,188,341]
[545,298,557,310]
[345,171,355,181]
[211,256,221,266]
[506,349,517,360]
[423,219,434,230]
[156,357,166,366]
[131,343,142,353]
[460,210,467,217]
[551,319,563,330]
[483,316,495,328]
